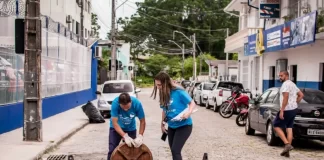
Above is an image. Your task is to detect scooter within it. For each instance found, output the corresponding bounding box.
[219,87,250,118]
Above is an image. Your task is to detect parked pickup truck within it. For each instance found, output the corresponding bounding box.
[205,81,245,112]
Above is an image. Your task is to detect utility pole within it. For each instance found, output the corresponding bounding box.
[110,0,117,80]
[23,0,42,141]
[192,33,197,81]
[225,28,229,81]
[182,43,185,79]
[199,56,202,75]
[80,0,84,45]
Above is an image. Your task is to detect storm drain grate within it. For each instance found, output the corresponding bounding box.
[47,155,74,160]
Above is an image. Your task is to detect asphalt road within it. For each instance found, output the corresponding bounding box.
[43,88,324,160]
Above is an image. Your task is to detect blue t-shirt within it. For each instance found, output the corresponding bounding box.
[110,96,145,131]
[161,88,193,129]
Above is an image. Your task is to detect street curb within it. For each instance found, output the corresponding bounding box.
[32,121,89,160]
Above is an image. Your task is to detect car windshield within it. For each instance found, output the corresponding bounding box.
[218,82,244,90]
[103,82,133,93]
[300,89,324,104]
[203,83,214,90]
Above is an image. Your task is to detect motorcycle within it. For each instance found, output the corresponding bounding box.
[219,87,250,118]
[236,107,249,126]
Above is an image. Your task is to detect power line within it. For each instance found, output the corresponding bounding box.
[127,0,226,14]
[124,2,230,32]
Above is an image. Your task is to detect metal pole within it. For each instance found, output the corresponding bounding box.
[193,33,197,80]
[23,0,42,141]
[182,43,185,79]
[225,28,229,81]
[80,0,84,45]
[110,0,117,80]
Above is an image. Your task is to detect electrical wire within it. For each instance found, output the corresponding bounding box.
[127,0,226,14]
[124,2,229,32]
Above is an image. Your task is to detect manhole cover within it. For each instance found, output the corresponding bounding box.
[46,155,74,160]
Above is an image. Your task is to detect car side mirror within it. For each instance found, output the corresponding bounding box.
[95,91,101,95]
[135,88,141,93]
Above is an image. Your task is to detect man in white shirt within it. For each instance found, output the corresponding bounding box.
[273,71,304,157]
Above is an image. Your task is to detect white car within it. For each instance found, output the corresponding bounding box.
[206,81,244,112]
[97,80,141,118]
[193,82,215,106]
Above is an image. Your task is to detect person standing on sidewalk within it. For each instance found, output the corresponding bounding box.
[107,93,146,160]
[151,71,196,160]
[273,71,304,157]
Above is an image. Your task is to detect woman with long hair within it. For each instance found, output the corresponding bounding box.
[151,71,196,160]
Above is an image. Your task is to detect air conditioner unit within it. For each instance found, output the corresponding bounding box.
[66,15,72,23]
[95,46,102,58]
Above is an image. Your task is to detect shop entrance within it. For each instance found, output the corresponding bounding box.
[290,65,298,84]
[269,66,275,88]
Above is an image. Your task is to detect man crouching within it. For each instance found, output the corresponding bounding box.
[107,93,146,160]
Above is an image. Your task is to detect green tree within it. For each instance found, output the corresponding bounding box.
[91,13,101,38]
[183,53,216,79]
[117,0,239,60]
[143,54,182,78]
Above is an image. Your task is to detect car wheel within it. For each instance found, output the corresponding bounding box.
[245,116,255,135]
[205,100,210,109]
[213,101,218,112]
[200,97,205,106]
[266,122,279,146]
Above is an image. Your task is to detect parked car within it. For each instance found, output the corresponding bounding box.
[245,87,324,146]
[188,81,201,98]
[206,81,245,112]
[193,82,215,106]
[96,80,141,118]
[181,80,191,89]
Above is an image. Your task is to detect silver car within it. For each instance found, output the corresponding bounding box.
[97,80,141,118]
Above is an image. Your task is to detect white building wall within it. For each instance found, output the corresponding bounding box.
[40,0,92,38]
[263,41,324,82]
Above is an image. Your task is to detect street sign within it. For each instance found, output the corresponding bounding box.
[259,0,280,19]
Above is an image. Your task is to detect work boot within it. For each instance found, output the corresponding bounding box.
[280,144,293,156]
[280,151,290,158]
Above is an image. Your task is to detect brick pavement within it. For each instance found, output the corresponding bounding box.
[43,88,324,160]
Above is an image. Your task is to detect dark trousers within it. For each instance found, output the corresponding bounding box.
[168,125,192,160]
[107,128,137,160]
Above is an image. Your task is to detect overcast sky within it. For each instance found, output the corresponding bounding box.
[91,0,144,39]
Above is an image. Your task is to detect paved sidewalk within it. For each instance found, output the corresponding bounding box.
[0,100,97,160]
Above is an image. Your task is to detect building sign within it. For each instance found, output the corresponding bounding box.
[290,11,317,47]
[259,0,280,19]
[281,24,291,49]
[264,25,282,52]
[247,34,257,55]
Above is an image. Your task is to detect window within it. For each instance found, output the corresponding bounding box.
[76,21,79,35]
[103,83,133,93]
[85,0,88,12]
[273,94,280,105]
[258,90,272,103]
[300,89,324,104]
[218,82,244,90]
[266,90,279,103]
[88,1,91,13]
[194,82,201,87]
[203,83,214,90]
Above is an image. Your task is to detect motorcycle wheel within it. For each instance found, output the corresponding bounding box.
[219,102,234,118]
[236,113,247,126]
